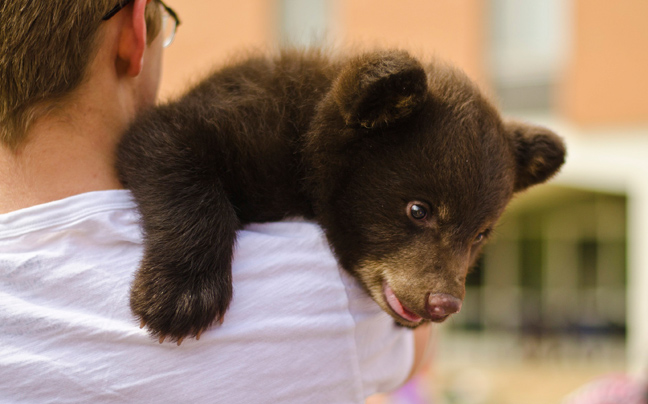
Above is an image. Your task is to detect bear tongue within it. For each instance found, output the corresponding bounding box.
[383,283,423,323]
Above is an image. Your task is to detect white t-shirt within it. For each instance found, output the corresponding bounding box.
[0,190,413,404]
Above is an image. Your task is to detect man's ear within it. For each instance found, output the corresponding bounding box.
[117,0,150,77]
[332,50,428,129]
[506,120,566,192]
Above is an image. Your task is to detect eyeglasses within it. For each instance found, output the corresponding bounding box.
[102,0,181,48]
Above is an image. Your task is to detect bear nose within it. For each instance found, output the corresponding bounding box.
[426,293,462,322]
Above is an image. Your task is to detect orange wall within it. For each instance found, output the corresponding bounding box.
[158,0,278,100]
[333,0,489,88]
[157,0,489,100]
[559,0,648,126]
[157,1,648,127]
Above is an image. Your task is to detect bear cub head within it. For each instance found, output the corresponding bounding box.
[304,50,565,327]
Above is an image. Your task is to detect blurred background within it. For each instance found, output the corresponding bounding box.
[157,1,648,403]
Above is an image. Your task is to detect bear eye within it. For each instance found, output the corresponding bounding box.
[411,205,427,220]
[407,201,430,221]
[474,229,491,244]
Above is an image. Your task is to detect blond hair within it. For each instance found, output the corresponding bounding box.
[0,0,161,149]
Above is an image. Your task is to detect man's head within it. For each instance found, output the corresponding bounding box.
[0,0,163,149]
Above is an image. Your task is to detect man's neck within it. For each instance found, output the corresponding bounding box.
[0,110,125,214]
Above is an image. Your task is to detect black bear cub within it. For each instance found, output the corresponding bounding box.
[117,49,565,342]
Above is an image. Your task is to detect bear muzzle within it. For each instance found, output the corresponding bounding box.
[383,283,463,324]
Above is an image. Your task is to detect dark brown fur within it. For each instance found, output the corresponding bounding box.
[116,49,565,341]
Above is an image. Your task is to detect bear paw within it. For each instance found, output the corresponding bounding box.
[130,260,232,345]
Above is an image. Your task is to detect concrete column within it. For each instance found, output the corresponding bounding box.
[544,207,580,330]
[483,217,521,330]
[627,174,648,375]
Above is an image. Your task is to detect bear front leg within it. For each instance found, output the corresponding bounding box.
[129,183,239,343]
[117,111,240,343]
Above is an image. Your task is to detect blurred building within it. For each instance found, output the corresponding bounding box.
[158,0,648,377]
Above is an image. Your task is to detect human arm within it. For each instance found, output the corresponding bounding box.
[365,323,434,404]
[407,322,434,381]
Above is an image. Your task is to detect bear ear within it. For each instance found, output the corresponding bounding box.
[333,50,428,129]
[506,120,566,192]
